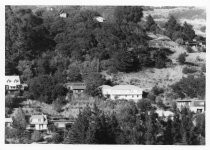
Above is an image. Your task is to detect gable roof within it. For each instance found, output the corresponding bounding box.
[30,115,48,124]
[101,84,143,95]
[5,76,20,85]
[5,118,13,123]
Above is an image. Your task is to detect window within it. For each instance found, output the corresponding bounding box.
[197,109,202,113]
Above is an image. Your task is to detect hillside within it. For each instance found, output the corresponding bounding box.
[143,7,206,37]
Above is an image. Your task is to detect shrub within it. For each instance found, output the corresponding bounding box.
[186,46,194,53]
[137,98,152,112]
[182,66,197,74]
[31,131,43,142]
[152,86,164,95]
[84,72,106,96]
[177,53,186,64]
[147,93,156,103]
[201,64,206,73]
[52,133,63,144]
[171,75,205,99]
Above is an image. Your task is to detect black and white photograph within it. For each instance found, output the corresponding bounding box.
[2,0,208,147]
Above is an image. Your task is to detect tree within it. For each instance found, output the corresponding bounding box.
[28,75,54,103]
[52,133,63,144]
[163,118,174,144]
[114,6,143,25]
[182,22,195,41]
[114,49,140,72]
[67,65,82,82]
[52,84,68,100]
[164,16,182,39]
[145,111,158,145]
[177,53,186,65]
[145,15,160,34]
[171,75,205,99]
[86,112,110,144]
[137,99,152,112]
[84,72,105,96]
[17,60,33,82]
[31,131,42,142]
[12,108,27,130]
[64,107,92,144]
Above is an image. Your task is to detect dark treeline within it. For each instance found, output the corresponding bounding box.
[62,103,205,144]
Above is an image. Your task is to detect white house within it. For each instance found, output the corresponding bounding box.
[155,109,174,121]
[5,118,13,127]
[5,76,21,91]
[59,9,68,18]
[94,16,105,22]
[26,114,48,131]
[176,99,205,113]
[60,13,67,18]
[100,85,143,102]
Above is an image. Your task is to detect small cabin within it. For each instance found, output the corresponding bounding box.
[5,76,21,91]
[59,9,68,18]
[94,16,106,22]
[176,99,205,113]
[65,82,86,94]
[5,118,13,127]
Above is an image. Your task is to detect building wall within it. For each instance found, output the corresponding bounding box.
[55,122,66,128]
[60,13,67,18]
[190,106,205,113]
[35,124,47,130]
[110,94,142,102]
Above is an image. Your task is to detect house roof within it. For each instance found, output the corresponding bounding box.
[5,118,13,123]
[65,82,86,90]
[30,115,48,124]
[102,84,143,95]
[111,85,142,90]
[5,76,20,85]
[94,16,105,22]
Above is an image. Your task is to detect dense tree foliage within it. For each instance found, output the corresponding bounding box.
[84,72,106,96]
[12,108,27,130]
[145,15,161,34]
[28,75,67,103]
[171,75,205,99]
[164,15,195,41]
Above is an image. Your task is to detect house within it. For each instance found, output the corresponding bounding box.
[94,16,105,22]
[176,99,205,113]
[5,76,21,91]
[50,118,74,129]
[5,118,13,127]
[59,10,68,18]
[65,82,86,94]
[26,114,48,131]
[100,85,143,102]
[155,109,174,121]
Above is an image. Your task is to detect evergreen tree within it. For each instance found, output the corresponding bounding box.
[64,107,92,144]
[145,15,160,34]
[114,6,143,25]
[12,108,27,130]
[163,118,174,144]
[182,22,195,41]
[114,49,140,72]
[84,72,105,96]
